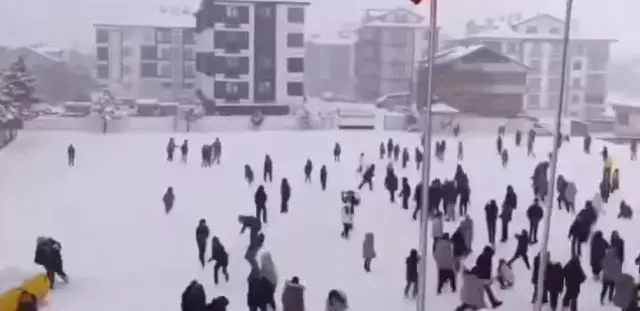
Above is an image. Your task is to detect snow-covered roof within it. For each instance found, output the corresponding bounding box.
[94,10,195,29]
[361,7,426,28]
[421,44,529,70]
[464,21,615,42]
[308,32,356,45]
[26,45,65,62]
[431,103,459,113]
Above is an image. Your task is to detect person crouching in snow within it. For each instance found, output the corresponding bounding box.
[362,233,376,272]
[282,276,306,311]
[34,237,68,289]
[618,201,633,219]
[496,259,514,289]
[326,289,348,311]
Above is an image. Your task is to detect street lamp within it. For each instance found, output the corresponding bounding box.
[533,0,574,310]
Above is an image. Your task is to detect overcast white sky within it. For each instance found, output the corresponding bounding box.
[0,0,637,60]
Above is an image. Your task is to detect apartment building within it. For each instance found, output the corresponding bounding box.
[451,13,616,118]
[194,0,309,115]
[354,8,436,101]
[305,32,356,99]
[94,8,197,102]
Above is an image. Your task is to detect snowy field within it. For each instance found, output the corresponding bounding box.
[0,130,637,311]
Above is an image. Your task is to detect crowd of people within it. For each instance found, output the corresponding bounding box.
[29,127,640,311]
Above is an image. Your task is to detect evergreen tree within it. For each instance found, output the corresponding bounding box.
[0,56,37,111]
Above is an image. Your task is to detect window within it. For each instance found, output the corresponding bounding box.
[183,29,196,45]
[96,64,109,79]
[183,82,195,89]
[287,7,305,23]
[529,59,541,72]
[123,65,132,75]
[572,61,582,71]
[183,48,195,60]
[548,94,561,108]
[97,47,109,61]
[571,94,581,104]
[528,77,541,93]
[156,28,172,43]
[571,44,584,56]
[527,94,540,108]
[226,82,239,94]
[525,26,537,34]
[160,47,171,60]
[96,29,109,43]
[287,33,304,48]
[287,57,304,73]
[258,57,274,70]
[550,42,562,56]
[287,82,304,96]
[141,63,158,77]
[572,78,582,88]
[122,46,132,57]
[549,27,561,34]
[122,30,132,41]
[226,6,239,18]
[259,81,272,94]
[530,42,542,57]
[548,78,561,92]
[140,46,158,60]
[160,63,171,77]
[548,60,562,75]
[184,64,195,78]
[506,42,517,54]
[258,6,273,18]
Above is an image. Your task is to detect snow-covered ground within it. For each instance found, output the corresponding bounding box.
[0,130,637,311]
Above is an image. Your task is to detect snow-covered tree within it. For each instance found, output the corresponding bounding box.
[0,56,37,111]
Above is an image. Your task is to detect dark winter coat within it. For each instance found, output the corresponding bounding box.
[611,233,625,263]
[413,183,423,207]
[34,238,63,271]
[163,189,174,210]
[196,223,210,246]
[281,179,291,202]
[239,215,262,233]
[333,143,341,157]
[264,156,273,173]
[255,187,267,206]
[526,203,543,223]
[282,280,305,311]
[244,164,254,181]
[400,179,411,199]
[384,172,398,192]
[362,165,375,181]
[205,296,229,311]
[304,160,313,176]
[563,258,586,292]
[433,238,455,270]
[474,246,495,279]
[531,253,542,285]
[590,232,609,271]
[500,205,513,223]
[210,237,229,265]
[452,229,468,258]
[406,251,419,282]
[503,188,517,209]
[212,139,222,156]
[247,271,265,307]
[484,201,498,223]
[514,232,529,254]
[442,181,457,204]
[602,248,623,281]
[568,219,589,243]
[320,166,327,184]
[181,281,206,311]
[429,182,443,208]
[545,263,564,293]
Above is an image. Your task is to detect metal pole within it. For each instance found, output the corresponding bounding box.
[533,0,573,310]
[417,1,437,311]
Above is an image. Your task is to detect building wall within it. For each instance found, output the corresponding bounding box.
[95,25,196,101]
[304,42,355,98]
[275,4,305,107]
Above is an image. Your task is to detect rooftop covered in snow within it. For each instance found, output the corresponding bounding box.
[418,44,529,70]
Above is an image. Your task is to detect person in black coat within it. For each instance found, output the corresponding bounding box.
[280,178,291,213]
[562,256,586,311]
[442,180,457,221]
[402,148,410,168]
[320,165,327,190]
[412,182,423,220]
[180,139,189,163]
[515,130,522,147]
[239,215,262,235]
[67,144,75,166]
[379,142,386,159]
[387,138,394,158]
[556,175,569,209]
[34,237,68,289]
[429,179,443,216]
[201,144,212,167]
[254,186,268,223]
[457,180,470,217]
[496,135,503,154]
[404,249,419,298]
[415,147,423,171]
[205,296,229,311]
[166,137,176,161]
[163,187,175,214]
[247,269,265,311]
[263,155,273,183]
[474,246,502,308]
[333,142,341,162]
[546,262,564,310]
[181,280,206,311]
[244,164,254,185]
[304,159,313,183]
[501,149,509,168]
[211,137,222,165]
[583,135,592,154]
[590,231,609,279]
[384,168,398,203]
[531,251,549,304]
[208,237,230,284]
[196,219,210,268]
[526,198,544,244]
[399,177,411,210]
[610,230,625,263]
[568,218,589,257]
[358,164,375,191]
[393,144,400,161]
[508,229,531,269]
[484,200,498,245]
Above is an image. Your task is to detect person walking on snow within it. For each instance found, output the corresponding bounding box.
[341,204,354,239]
[434,233,457,294]
[280,178,291,213]
[166,137,176,161]
[508,229,531,269]
[163,187,175,214]
[180,139,189,163]
[484,200,498,246]
[320,165,328,190]
[208,236,229,284]
[405,249,420,298]
[526,198,544,244]
[254,185,268,224]
[263,154,273,183]
[333,142,342,162]
[399,177,411,210]
[195,219,210,268]
[362,233,376,272]
[304,159,313,183]
[67,144,75,167]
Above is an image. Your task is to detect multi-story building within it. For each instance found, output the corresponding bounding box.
[451,13,616,118]
[194,0,309,115]
[94,9,197,102]
[305,31,356,99]
[353,8,436,101]
[417,45,529,117]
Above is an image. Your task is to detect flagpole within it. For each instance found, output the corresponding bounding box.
[417,0,438,311]
[533,0,573,310]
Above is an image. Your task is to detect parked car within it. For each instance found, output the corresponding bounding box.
[375,93,411,110]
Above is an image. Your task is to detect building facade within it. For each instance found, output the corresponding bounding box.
[451,13,616,117]
[354,8,435,101]
[94,10,197,102]
[195,0,309,115]
[305,32,356,99]
[417,45,529,117]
